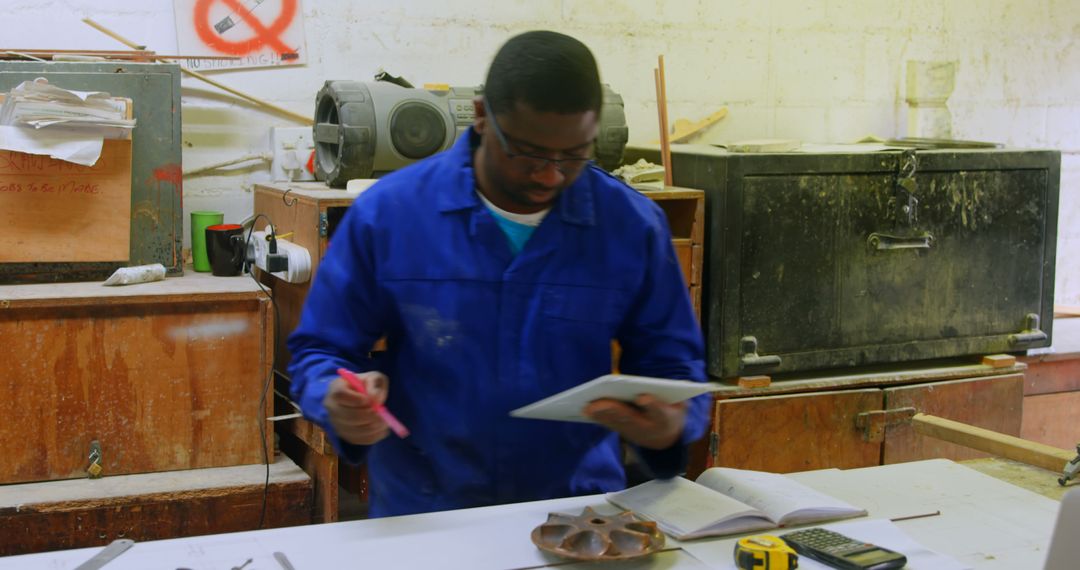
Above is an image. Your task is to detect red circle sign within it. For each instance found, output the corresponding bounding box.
[193,0,297,56]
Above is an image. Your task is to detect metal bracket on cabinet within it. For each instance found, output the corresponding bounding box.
[867,231,934,251]
[855,407,917,443]
[739,336,781,370]
[87,440,103,479]
[318,212,329,237]
[1009,313,1048,346]
[895,149,919,227]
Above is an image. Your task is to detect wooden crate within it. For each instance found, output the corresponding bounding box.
[253,182,354,373]
[0,456,311,556]
[0,271,274,484]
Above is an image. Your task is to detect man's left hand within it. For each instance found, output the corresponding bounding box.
[584,394,685,450]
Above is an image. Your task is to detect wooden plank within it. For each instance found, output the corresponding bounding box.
[1022,391,1080,450]
[0,139,132,262]
[982,354,1016,368]
[912,412,1073,473]
[883,374,1024,464]
[712,389,883,472]
[1,295,271,484]
[0,458,310,556]
[736,375,771,388]
[0,268,264,304]
[636,187,703,201]
[1055,304,1080,318]
[710,361,1027,400]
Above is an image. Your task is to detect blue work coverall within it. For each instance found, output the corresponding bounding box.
[287,129,709,517]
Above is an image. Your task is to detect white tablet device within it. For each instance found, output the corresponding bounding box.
[509,374,717,423]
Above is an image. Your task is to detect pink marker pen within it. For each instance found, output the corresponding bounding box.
[336,368,410,439]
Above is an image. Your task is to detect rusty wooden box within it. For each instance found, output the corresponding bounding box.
[0,271,273,484]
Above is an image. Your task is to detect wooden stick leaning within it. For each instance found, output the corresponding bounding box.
[81,17,147,51]
[654,55,673,187]
[912,412,1074,473]
[1,49,242,61]
[81,17,313,126]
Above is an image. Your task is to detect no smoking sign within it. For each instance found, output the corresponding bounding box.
[174,0,307,70]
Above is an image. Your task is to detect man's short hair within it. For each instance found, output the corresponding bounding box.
[484,30,602,116]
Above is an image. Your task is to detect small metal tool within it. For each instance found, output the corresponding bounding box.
[74,539,134,570]
[1059,444,1080,486]
[274,551,297,570]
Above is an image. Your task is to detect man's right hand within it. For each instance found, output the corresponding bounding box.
[323,371,391,445]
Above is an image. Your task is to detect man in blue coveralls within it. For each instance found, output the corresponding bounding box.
[287,30,710,517]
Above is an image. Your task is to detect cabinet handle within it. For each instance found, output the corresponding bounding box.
[1009,313,1048,345]
[867,232,934,251]
[739,336,782,370]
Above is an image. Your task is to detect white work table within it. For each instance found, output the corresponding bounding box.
[0,459,1060,569]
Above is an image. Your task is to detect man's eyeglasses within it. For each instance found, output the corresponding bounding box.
[484,98,593,174]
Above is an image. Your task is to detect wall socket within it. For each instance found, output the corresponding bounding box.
[270,126,316,182]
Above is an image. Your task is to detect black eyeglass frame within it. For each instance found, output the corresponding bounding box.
[483,97,595,173]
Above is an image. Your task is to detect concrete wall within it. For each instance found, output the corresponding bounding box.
[5,0,1079,305]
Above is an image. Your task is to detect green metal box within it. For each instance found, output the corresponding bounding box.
[625,145,1060,379]
[0,61,182,283]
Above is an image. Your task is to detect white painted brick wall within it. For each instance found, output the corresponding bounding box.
[3,0,1078,302]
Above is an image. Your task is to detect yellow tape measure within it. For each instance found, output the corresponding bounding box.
[733,534,799,570]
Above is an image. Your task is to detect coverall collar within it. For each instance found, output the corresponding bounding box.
[437,128,597,227]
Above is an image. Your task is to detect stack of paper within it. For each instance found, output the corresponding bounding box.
[0,78,135,166]
[0,79,134,131]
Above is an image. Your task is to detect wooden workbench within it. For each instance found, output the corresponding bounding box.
[0,459,1062,569]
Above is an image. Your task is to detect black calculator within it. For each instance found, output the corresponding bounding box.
[781,528,908,570]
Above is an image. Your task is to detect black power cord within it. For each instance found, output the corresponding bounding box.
[244,213,281,530]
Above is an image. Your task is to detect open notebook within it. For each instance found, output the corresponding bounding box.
[607,467,867,540]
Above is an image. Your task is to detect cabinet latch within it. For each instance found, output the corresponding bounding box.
[319,212,329,237]
[854,407,917,443]
[739,336,782,371]
[1009,313,1048,346]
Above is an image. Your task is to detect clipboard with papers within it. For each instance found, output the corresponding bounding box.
[509,374,718,424]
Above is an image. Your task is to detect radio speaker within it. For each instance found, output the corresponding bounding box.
[313,80,628,188]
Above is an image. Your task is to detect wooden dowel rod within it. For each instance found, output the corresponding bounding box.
[81,18,313,125]
[81,17,146,51]
[656,55,673,187]
[178,67,313,125]
[912,413,1074,473]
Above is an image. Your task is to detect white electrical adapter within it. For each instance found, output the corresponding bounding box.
[249,229,312,283]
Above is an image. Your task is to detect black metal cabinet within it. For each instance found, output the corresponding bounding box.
[625,145,1060,379]
[0,61,183,282]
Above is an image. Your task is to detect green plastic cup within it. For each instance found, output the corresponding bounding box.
[190,211,224,272]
